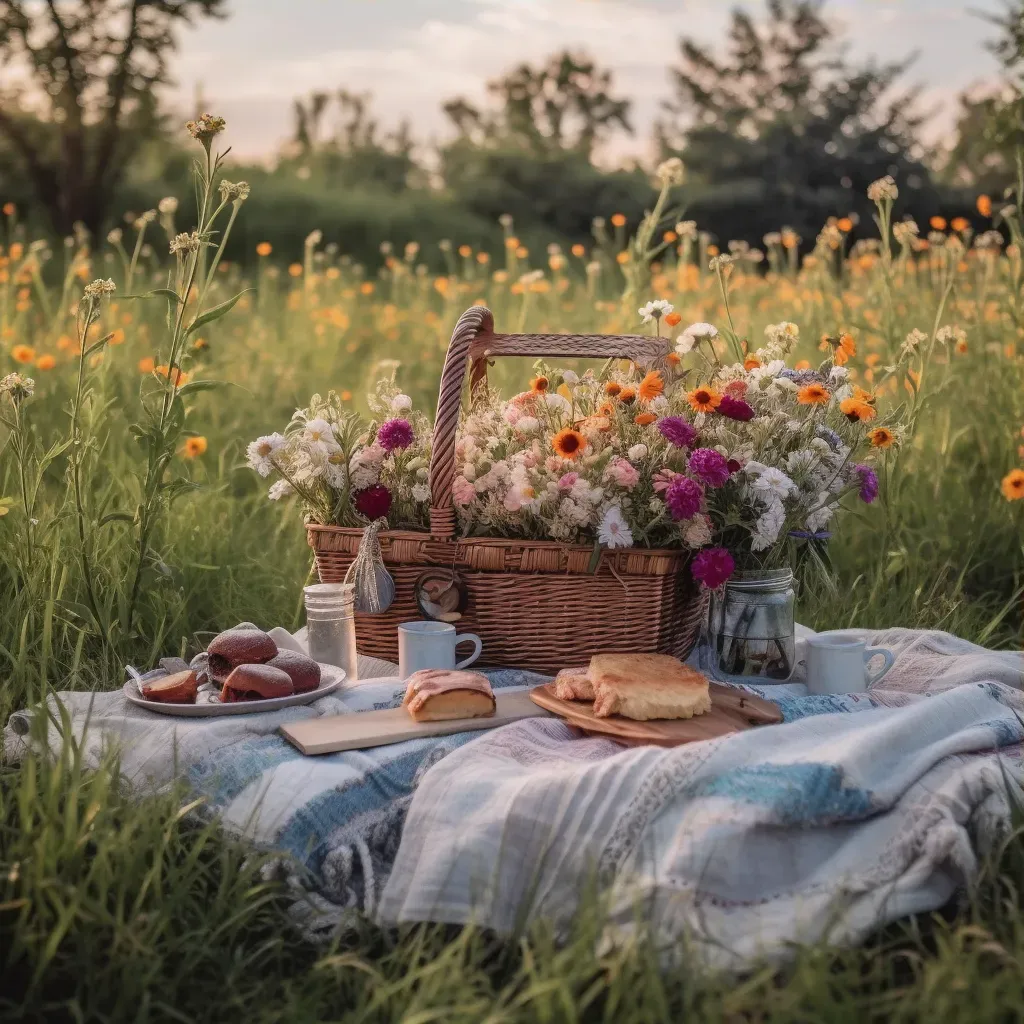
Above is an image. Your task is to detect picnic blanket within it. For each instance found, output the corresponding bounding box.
[5,626,1024,969]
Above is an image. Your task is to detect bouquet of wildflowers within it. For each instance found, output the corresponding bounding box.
[250,304,902,592]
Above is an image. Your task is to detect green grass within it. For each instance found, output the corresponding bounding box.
[1,173,1024,1019]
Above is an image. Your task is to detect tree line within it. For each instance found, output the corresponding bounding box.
[1,0,1022,259]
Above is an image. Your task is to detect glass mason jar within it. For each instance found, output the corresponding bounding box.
[708,569,796,680]
[304,582,358,682]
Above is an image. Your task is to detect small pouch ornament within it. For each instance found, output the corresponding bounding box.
[344,519,396,613]
[414,568,468,622]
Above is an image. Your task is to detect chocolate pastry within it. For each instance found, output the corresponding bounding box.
[220,663,293,702]
[206,627,278,684]
[267,650,321,694]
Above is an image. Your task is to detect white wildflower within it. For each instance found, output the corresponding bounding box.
[158,196,178,215]
[638,299,674,324]
[867,176,898,203]
[900,328,927,358]
[676,220,698,238]
[268,479,294,501]
[390,393,412,413]
[628,444,648,462]
[246,433,287,477]
[806,499,835,533]
[682,516,712,548]
[302,418,336,453]
[676,321,717,355]
[412,483,430,502]
[597,506,634,548]
[655,156,685,187]
[169,231,202,255]
[649,395,669,413]
[0,372,35,402]
[83,278,116,299]
[828,365,848,381]
[751,467,796,500]
[561,370,579,385]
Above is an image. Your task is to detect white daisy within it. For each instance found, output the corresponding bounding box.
[303,418,336,453]
[751,467,796,500]
[675,321,717,355]
[598,506,634,548]
[638,299,674,324]
[268,479,294,501]
[246,433,286,477]
[412,482,430,502]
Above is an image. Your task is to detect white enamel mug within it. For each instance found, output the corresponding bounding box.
[398,621,483,680]
[804,632,895,695]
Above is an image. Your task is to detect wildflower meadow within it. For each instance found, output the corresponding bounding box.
[2,115,1024,1020]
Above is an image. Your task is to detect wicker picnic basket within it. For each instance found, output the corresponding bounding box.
[307,306,708,674]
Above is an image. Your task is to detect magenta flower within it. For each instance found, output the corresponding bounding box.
[687,448,732,487]
[376,418,415,452]
[665,476,703,520]
[854,464,879,503]
[354,484,392,520]
[657,416,698,449]
[718,395,755,422]
[691,546,735,589]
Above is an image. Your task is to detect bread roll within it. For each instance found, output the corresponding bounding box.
[207,628,278,683]
[220,663,293,702]
[141,669,198,704]
[552,667,595,701]
[402,669,495,722]
[267,650,321,694]
[590,653,711,721]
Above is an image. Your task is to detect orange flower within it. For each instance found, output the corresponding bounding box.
[610,213,627,227]
[11,344,35,364]
[288,263,303,277]
[666,352,681,367]
[634,412,657,426]
[797,384,830,405]
[618,387,637,405]
[571,243,585,257]
[359,282,374,295]
[839,333,856,357]
[977,195,992,218]
[155,364,189,387]
[109,327,126,345]
[615,251,629,265]
[664,311,681,327]
[687,386,721,413]
[951,216,969,233]
[598,401,616,418]
[852,385,875,405]
[663,229,678,243]
[193,337,209,351]
[341,390,353,401]
[256,242,272,256]
[458,244,472,257]
[929,216,947,231]
[706,244,720,257]
[868,427,896,449]
[530,375,549,393]
[35,354,56,371]
[1000,469,1024,501]
[743,355,761,370]
[57,334,74,352]
[138,356,155,373]
[794,359,811,371]
[837,217,853,232]
[182,436,208,458]
[955,338,968,354]
[552,428,587,460]
[1,202,14,216]
[604,381,622,397]
[638,370,664,402]
[839,397,876,422]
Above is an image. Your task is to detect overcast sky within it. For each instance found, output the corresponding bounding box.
[169,0,1008,161]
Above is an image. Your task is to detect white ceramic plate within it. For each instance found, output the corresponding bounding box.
[123,665,346,717]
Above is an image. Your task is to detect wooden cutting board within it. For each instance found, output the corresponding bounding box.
[528,681,782,747]
[279,689,552,755]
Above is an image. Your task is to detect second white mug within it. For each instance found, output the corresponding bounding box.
[804,632,895,695]
[398,621,483,680]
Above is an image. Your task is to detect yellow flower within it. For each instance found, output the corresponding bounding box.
[11,344,35,364]
[1001,469,1024,501]
[182,436,207,458]
[552,428,586,460]
[797,384,830,405]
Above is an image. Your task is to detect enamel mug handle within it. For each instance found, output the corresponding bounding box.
[864,646,895,686]
[454,633,483,669]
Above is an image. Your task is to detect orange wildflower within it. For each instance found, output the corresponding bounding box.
[598,401,616,418]
[530,375,549,393]
[929,216,947,231]
[138,356,155,373]
[571,244,585,257]
[458,245,472,257]
[109,328,126,345]
[288,263,303,277]
[797,384,830,405]
[634,413,657,426]
[868,427,896,449]
[839,397,876,422]
[11,344,35,364]
[794,359,811,371]
[604,381,622,397]
[552,428,587,460]
[1,202,14,216]
[256,242,272,256]
[1000,469,1024,501]
[664,311,682,327]
[610,213,627,227]
[951,217,969,233]
[638,370,664,402]
[687,386,721,413]
[744,355,761,370]
[977,195,992,217]
[837,217,853,232]
[618,387,637,405]
[35,354,56,371]
[666,352,681,367]
[182,436,208,458]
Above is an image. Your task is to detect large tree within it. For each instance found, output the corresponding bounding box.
[0,0,225,236]
[657,0,938,242]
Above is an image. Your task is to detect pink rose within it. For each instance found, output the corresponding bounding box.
[452,476,476,507]
[605,457,640,489]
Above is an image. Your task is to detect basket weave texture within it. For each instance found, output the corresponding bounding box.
[307,306,708,675]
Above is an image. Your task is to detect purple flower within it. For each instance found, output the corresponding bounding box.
[687,447,732,487]
[691,546,735,590]
[717,395,755,422]
[354,484,392,520]
[855,464,879,503]
[664,476,704,520]
[376,418,415,452]
[657,416,697,449]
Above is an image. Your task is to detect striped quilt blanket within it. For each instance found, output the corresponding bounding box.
[5,627,1023,967]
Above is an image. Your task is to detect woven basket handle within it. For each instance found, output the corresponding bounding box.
[427,305,670,538]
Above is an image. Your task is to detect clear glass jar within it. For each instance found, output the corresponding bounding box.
[304,583,358,682]
[708,568,796,680]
